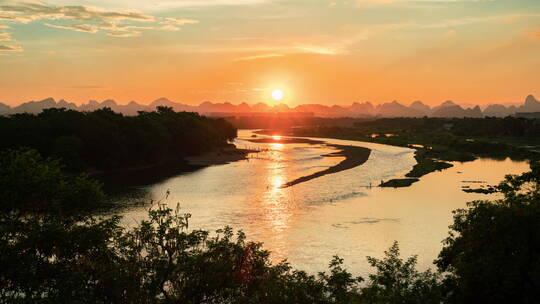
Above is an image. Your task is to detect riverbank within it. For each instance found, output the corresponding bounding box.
[255,129,450,187]
[257,127,534,188]
[94,146,255,190]
[380,178,419,188]
[247,135,372,188]
[281,144,371,188]
[185,147,256,166]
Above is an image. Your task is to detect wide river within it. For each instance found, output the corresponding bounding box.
[119,130,529,277]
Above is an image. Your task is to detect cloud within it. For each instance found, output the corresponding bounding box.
[45,0,273,11]
[158,17,199,31]
[44,22,98,33]
[0,1,198,38]
[235,53,284,61]
[106,31,141,37]
[0,1,154,23]
[0,31,14,41]
[0,44,22,51]
[357,0,493,4]
[420,13,540,29]
[162,17,199,26]
[65,85,106,89]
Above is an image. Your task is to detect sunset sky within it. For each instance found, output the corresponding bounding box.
[0,0,539,106]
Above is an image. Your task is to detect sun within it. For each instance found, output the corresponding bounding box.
[271,89,284,101]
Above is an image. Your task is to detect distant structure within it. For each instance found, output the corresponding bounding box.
[515,112,540,119]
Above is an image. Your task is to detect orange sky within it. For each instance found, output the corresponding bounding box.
[1,0,539,106]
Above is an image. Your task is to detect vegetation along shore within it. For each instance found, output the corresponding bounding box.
[260,117,540,188]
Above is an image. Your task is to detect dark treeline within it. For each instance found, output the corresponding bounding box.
[285,117,540,163]
[353,117,540,138]
[224,116,365,129]
[0,106,236,172]
[1,148,539,303]
[227,116,540,139]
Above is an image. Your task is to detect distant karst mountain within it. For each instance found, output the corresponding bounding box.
[0,95,538,118]
[375,100,425,117]
[409,101,431,115]
[483,104,517,117]
[519,95,540,112]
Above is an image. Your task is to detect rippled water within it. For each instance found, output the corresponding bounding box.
[119,130,530,276]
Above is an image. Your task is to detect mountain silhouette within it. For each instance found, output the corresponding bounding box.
[519,95,540,112]
[0,95,538,118]
[431,104,483,118]
[409,101,431,115]
[375,101,425,117]
[483,104,516,117]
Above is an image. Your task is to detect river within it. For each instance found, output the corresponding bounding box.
[118,130,530,277]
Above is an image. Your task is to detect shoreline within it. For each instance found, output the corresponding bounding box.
[185,147,256,166]
[256,129,455,188]
[247,135,373,188]
[93,146,255,190]
[281,144,371,188]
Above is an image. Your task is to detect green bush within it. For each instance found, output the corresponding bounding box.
[0,148,103,215]
[437,164,540,303]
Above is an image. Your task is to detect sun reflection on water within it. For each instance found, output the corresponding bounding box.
[270,142,284,149]
[262,139,295,241]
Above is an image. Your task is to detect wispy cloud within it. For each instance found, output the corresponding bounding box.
[0,44,22,51]
[44,23,98,33]
[65,85,106,89]
[0,1,198,38]
[0,31,14,41]
[0,26,19,50]
[106,31,141,37]
[0,1,154,24]
[357,0,494,4]
[420,13,540,29]
[235,53,284,61]
[48,0,274,11]
[158,17,199,31]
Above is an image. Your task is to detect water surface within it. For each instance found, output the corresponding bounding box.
[119,130,529,276]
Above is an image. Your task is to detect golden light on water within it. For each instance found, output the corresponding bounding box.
[270,175,285,190]
[270,143,284,149]
[262,141,292,237]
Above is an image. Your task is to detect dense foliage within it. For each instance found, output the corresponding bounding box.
[0,148,103,215]
[289,117,540,162]
[353,117,540,138]
[0,107,237,172]
[0,205,449,303]
[437,163,540,304]
[1,150,539,303]
[0,149,443,303]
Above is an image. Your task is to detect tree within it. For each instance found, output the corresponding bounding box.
[0,203,363,303]
[436,164,540,303]
[360,242,442,304]
[0,107,238,172]
[0,148,103,215]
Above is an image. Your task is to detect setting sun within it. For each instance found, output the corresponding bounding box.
[271,89,284,101]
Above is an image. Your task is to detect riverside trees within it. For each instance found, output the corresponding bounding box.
[0,149,539,303]
[0,106,237,172]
